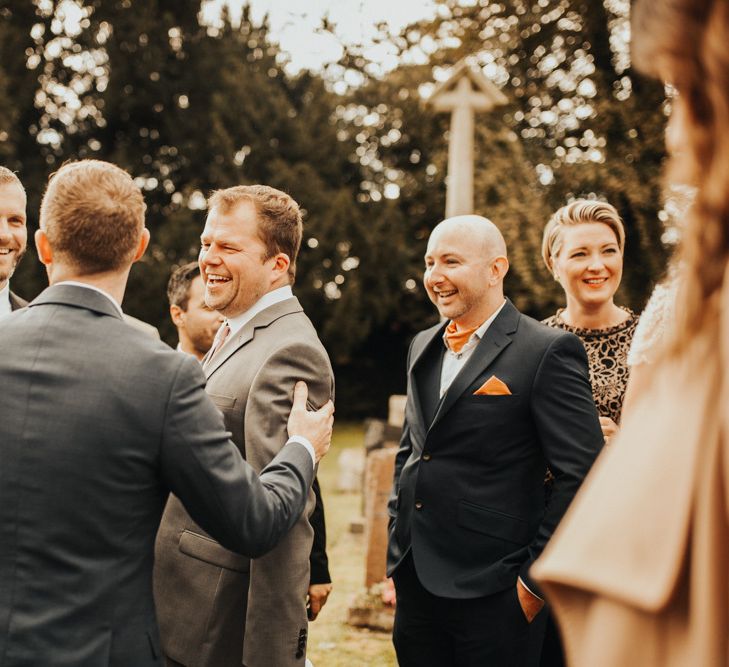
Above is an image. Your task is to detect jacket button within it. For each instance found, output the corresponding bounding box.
[422,453,431,461]
[415,501,423,510]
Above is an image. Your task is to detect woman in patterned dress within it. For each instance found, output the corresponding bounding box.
[537,199,637,667]
[542,199,638,441]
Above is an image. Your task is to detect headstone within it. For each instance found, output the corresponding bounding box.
[364,447,398,587]
[336,447,365,493]
[387,395,407,429]
[429,59,507,217]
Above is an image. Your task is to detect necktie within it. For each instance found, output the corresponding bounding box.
[205,322,231,366]
[445,321,478,354]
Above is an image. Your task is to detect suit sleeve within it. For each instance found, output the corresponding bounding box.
[244,341,333,473]
[522,332,603,595]
[159,355,314,558]
[308,476,331,585]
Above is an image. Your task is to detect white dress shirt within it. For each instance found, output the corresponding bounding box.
[439,300,507,397]
[0,283,12,318]
[226,285,293,337]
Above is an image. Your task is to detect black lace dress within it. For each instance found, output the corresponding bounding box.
[542,308,639,424]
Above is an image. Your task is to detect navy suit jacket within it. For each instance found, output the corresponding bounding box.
[387,299,603,598]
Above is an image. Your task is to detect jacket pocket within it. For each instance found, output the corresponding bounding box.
[457,500,531,545]
[178,529,250,572]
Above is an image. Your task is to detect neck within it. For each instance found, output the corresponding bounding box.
[561,299,626,329]
[452,297,504,330]
[49,265,128,307]
[178,337,205,362]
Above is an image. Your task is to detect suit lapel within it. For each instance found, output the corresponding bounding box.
[408,322,447,434]
[430,301,520,430]
[9,291,28,311]
[204,297,303,379]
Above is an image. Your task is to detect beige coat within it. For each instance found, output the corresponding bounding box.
[154,297,334,667]
[532,291,729,666]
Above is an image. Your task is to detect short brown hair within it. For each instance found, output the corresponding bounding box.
[542,199,626,273]
[207,185,303,283]
[40,160,146,275]
[167,261,200,310]
[0,167,25,194]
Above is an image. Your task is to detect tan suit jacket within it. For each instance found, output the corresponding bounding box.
[532,325,729,666]
[154,296,334,667]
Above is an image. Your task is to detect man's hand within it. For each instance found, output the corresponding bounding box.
[599,416,619,443]
[516,578,544,623]
[287,381,334,462]
[306,583,333,620]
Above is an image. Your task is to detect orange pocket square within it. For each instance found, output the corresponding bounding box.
[473,375,512,396]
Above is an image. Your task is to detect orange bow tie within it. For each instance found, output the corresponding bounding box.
[445,321,479,353]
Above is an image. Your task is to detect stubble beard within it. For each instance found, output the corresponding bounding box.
[0,247,25,288]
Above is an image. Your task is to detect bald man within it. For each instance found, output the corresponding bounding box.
[387,216,603,666]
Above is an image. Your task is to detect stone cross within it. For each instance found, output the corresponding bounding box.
[429,60,508,218]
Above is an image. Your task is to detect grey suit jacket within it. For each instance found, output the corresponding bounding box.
[0,285,314,667]
[154,296,334,667]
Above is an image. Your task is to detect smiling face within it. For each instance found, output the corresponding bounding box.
[552,222,623,311]
[0,182,27,290]
[199,200,276,318]
[423,217,508,328]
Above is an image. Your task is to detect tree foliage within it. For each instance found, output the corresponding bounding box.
[0,0,670,416]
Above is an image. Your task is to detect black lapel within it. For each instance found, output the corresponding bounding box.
[408,321,447,431]
[430,300,520,430]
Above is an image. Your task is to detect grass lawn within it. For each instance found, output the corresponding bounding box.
[307,422,398,667]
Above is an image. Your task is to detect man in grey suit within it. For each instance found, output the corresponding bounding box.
[0,166,28,314]
[0,160,333,667]
[155,185,334,667]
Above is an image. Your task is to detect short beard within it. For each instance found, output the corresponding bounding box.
[0,247,25,287]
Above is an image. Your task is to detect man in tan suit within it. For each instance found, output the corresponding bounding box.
[154,185,334,667]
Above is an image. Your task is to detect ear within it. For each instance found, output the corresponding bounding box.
[270,252,291,281]
[170,304,185,328]
[490,255,509,284]
[35,229,53,265]
[132,228,151,263]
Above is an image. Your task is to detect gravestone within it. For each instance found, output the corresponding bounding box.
[364,447,398,587]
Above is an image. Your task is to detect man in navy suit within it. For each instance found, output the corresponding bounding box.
[387,215,603,666]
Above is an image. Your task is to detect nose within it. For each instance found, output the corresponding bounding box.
[425,264,443,286]
[586,254,605,272]
[200,245,220,267]
[0,222,11,244]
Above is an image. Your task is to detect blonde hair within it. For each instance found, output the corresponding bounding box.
[40,160,146,275]
[0,167,25,194]
[542,199,625,274]
[208,185,302,284]
[633,0,729,355]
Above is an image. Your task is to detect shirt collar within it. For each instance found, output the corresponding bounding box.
[54,281,124,317]
[442,299,507,351]
[0,282,11,317]
[226,285,293,338]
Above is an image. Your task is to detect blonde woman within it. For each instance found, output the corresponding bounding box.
[533,1,729,665]
[542,200,638,441]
